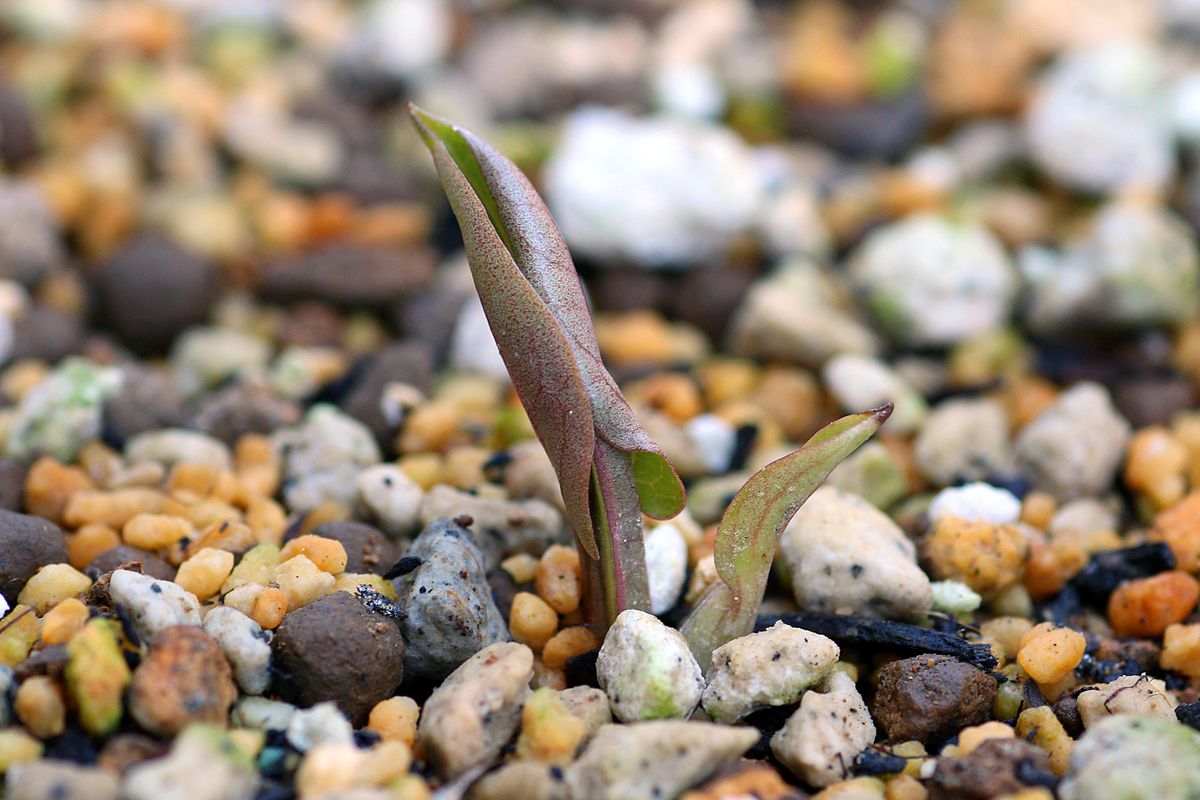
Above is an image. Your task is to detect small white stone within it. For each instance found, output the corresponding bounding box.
[930,580,983,615]
[274,404,382,513]
[109,569,200,643]
[1014,382,1131,500]
[202,606,272,695]
[286,702,354,752]
[822,354,927,435]
[644,523,688,615]
[356,464,424,540]
[125,429,232,470]
[0,594,9,618]
[928,483,1022,525]
[1076,674,1178,728]
[449,294,508,382]
[232,696,296,731]
[914,398,1011,487]
[781,487,932,617]
[770,671,876,787]
[702,621,840,724]
[595,609,703,722]
[684,413,736,474]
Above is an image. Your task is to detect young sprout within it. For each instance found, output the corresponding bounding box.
[680,404,892,672]
[408,105,685,627]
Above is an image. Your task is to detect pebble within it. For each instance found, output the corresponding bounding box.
[1059,714,1200,800]
[925,516,1029,597]
[449,294,508,381]
[825,442,907,511]
[930,737,1055,800]
[418,485,566,569]
[543,107,763,268]
[0,182,61,287]
[10,305,83,363]
[644,522,688,615]
[92,234,217,356]
[1022,202,1199,333]
[558,686,612,742]
[187,383,301,445]
[872,654,997,743]
[928,483,1022,525]
[231,696,296,732]
[0,509,67,604]
[822,355,927,435]
[4,761,119,800]
[270,591,405,724]
[566,721,758,800]
[771,671,875,787]
[108,569,201,643]
[122,724,258,800]
[355,464,424,540]
[780,487,932,617]
[203,606,272,695]
[64,618,131,737]
[309,521,398,576]
[101,365,186,445]
[595,609,704,722]
[702,621,839,724]
[339,341,432,448]
[849,214,1018,347]
[1013,382,1131,500]
[915,399,1011,487]
[418,641,533,779]
[128,625,238,736]
[469,761,568,800]
[728,261,879,369]
[125,429,232,470]
[393,517,507,682]
[274,404,381,514]
[1076,674,1178,728]
[5,357,122,462]
[684,413,737,475]
[286,701,355,751]
[1026,42,1173,194]
[930,580,982,615]
[170,327,271,398]
[504,441,565,512]
[89,545,175,582]
[259,242,434,308]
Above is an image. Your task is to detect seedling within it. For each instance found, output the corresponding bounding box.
[408,106,889,648]
[409,105,685,627]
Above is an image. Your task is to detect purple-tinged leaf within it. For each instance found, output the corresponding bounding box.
[408,105,685,625]
[681,404,893,672]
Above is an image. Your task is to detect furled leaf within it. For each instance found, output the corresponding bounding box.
[408,105,686,623]
[681,404,893,671]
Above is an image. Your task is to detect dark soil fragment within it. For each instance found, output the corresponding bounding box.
[929,737,1056,800]
[872,654,998,744]
[0,509,68,604]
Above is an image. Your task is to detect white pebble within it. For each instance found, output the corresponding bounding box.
[202,606,272,695]
[684,413,736,474]
[644,523,688,615]
[928,482,1021,525]
[286,702,354,752]
[596,609,703,722]
[232,696,296,731]
[770,671,875,787]
[930,580,983,615]
[109,569,200,643]
[356,464,424,540]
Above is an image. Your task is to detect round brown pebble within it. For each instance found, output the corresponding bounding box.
[872,654,998,744]
[87,545,176,582]
[307,521,398,576]
[271,590,405,725]
[930,737,1055,800]
[127,625,238,736]
[0,509,68,605]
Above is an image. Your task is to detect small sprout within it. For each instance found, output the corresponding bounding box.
[408,106,685,627]
[681,405,892,672]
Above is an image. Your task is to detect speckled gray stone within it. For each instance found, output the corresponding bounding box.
[393,517,508,682]
[202,606,272,695]
[108,569,201,644]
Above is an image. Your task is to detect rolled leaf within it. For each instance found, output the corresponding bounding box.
[409,105,685,622]
[681,404,893,672]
